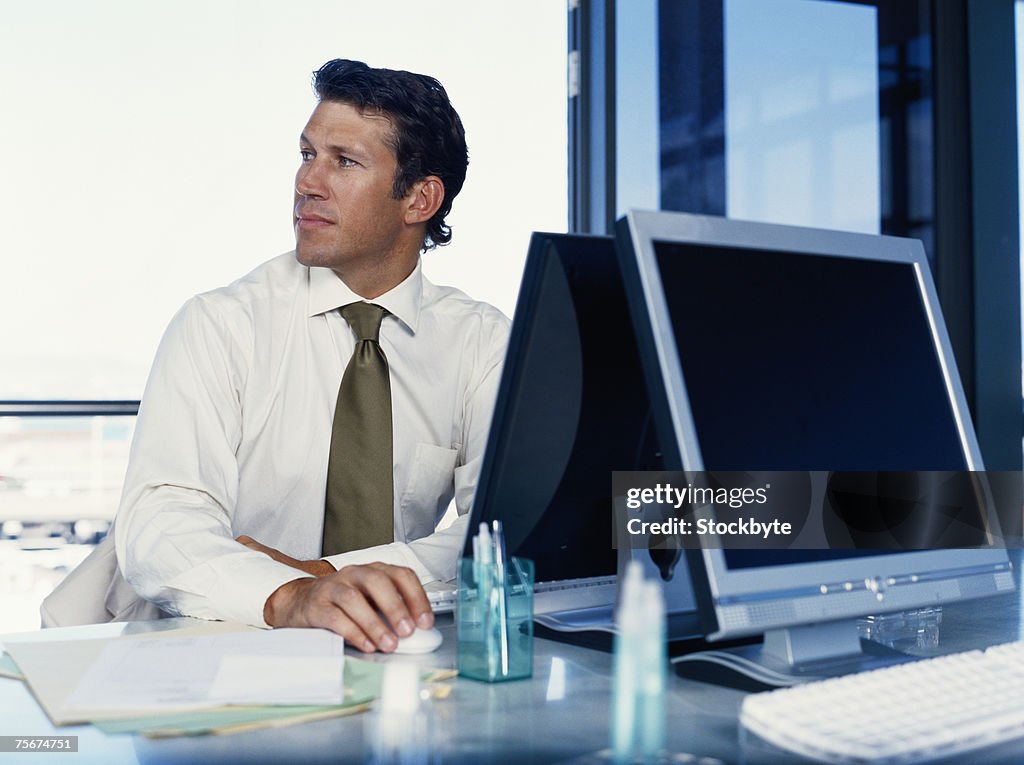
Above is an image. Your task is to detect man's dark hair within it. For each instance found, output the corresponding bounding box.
[312,59,468,250]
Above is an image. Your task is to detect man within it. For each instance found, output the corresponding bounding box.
[114,59,509,653]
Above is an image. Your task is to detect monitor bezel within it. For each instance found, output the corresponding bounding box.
[615,209,1011,640]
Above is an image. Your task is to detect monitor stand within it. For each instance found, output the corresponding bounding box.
[673,619,920,688]
[532,546,704,648]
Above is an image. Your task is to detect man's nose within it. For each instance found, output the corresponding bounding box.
[295,161,327,199]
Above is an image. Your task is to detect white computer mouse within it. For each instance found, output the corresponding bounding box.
[392,626,443,655]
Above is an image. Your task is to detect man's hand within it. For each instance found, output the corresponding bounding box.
[236,535,336,577]
[263,563,434,653]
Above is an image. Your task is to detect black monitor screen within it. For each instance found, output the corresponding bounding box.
[654,241,967,473]
[654,241,973,572]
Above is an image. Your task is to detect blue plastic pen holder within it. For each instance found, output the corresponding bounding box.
[456,556,534,682]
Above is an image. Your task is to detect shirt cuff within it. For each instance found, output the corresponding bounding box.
[323,542,436,584]
[166,552,316,629]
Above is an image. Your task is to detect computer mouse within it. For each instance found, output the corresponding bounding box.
[392,627,443,655]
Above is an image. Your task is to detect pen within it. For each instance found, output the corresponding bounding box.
[492,520,510,676]
[476,523,497,678]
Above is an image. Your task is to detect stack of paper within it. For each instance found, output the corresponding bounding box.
[62,629,345,715]
[3,623,349,725]
[1,621,456,737]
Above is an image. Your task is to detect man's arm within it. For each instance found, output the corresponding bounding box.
[116,297,316,626]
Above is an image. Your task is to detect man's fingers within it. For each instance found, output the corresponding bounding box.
[305,598,376,653]
[378,564,434,630]
[321,577,401,652]
[341,565,425,639]
[334,620,376,654]
[339,567,410,644]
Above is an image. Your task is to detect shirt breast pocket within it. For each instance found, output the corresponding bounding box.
[399,442,459,540]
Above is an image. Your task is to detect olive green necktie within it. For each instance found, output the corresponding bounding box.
[322,302,394,556]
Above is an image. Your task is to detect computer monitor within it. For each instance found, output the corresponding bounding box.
[615,210,1014,678]
[464,232,665,615]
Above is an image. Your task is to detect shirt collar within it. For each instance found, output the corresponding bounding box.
[307,257,423,333]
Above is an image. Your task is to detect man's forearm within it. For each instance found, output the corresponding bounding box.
[236,535,337,577]
[117,502,319,628]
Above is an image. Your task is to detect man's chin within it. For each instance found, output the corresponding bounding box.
[295,248,334,269]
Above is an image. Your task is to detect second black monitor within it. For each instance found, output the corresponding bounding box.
[465,232,662,587]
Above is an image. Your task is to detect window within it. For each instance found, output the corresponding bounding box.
[589,0,1020,474]
[722,0,880,234]
[0,0,568,633]
[614,0,929,250]
[2,0,567,400]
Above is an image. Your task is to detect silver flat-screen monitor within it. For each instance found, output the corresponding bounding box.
[615,210,1014,679]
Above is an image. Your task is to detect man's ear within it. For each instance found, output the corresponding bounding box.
[404,176,445,225]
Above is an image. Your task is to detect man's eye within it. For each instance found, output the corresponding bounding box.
[339,157,357,168]
[300,149,314,161]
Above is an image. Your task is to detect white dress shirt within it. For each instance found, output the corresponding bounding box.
[115,252,509,627]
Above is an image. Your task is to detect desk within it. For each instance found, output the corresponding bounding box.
[1,563,1022,765]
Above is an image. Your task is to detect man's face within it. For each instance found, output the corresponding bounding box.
[293,101,411,274]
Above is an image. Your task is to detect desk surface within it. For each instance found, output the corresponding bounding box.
[2,558,1022,765]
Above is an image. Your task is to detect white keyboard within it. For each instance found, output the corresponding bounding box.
[426,584,457,613]
[741,640,1024,764]
[427,575,617,615]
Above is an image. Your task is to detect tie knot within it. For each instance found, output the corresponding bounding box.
[340,302,388,342]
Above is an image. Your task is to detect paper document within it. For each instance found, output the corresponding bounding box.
[63,628,345,714]
[0,652,24,680]
[207,656,345,705]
